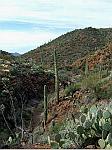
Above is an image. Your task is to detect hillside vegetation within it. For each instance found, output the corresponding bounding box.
[23,27,112,69]
[0,27,112,149]
[69,43,112,73]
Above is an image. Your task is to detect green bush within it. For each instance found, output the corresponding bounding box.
[81,72,100,91]
[64,83,81,97]
[0,128,9,143]
[31,65,44,74]
[50,122,64,134]
[81,69,112,100]
[94,80,112,99]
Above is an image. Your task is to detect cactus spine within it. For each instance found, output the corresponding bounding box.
[44,85,48,125]
[54,49,59,103]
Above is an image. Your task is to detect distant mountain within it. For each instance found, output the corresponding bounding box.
[22,27,112,69]
[11,52,21,56]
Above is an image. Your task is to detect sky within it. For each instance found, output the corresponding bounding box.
[0,0,112,54]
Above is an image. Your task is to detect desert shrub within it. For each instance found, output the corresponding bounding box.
[0,60,55,144]
[81,70,112,100]
[50,122,64,134]
[6,133,21,148]
[58,69,69,81]
[81,72,100,91]
[94,79,112,99]
[31,64,44,74]
[64,83,81,97]
[0,128,9,143]
[32,126,44,143]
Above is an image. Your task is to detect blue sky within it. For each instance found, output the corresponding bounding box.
[0,0,112,54]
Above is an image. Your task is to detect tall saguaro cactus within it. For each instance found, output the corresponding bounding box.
[85,58,89,77]
[44,85,48,125]
[54,49,59,103]
[40,49,44,67]
[99,64,102,80]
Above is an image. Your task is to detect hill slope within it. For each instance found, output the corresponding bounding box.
[0,50,15,61]
[70,43,112,71]
[0,50,16,75]
[22,27,112,69]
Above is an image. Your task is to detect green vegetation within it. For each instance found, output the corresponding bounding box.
[22,27,112,69]
[0,27,112,149]
[64,83,81,97]
[0,59,54,148]
[49,103,112,149]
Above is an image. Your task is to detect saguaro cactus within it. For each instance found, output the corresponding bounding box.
[54,49,59,103]
[44,85,48,125]
[40,49,44,67]
[99,64,102,80]
[85,58,89,77]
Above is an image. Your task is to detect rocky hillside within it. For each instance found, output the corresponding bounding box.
[0,50,15,61]
[0,27,112,149]
[0,50,15,75]
[70,43,112,71]
[0,61,55,147]
[22,27,112,69]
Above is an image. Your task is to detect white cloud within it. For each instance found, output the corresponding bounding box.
[0,0,112,53]
[0,30,60,53]
[0,0,112,24]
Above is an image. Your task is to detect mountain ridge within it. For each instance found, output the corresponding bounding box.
[22,27,112,69]
[11,52,21,56]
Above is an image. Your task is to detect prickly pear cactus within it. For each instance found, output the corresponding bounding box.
[90,105,97,116]
[80,114,86,124]
[102,130,108,139]
[77,126,84,134]
[106,133,112,145]
[55,134,61,143]
[97,109,103,118]
[77,104,112,148]
[50,103,112,149]
[103,110,111,119]
[102,122,111,131]
[50,141,60,149]
[83,120,92,129]
[98,139,105,149]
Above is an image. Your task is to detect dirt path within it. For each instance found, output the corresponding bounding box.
[22,143,51,149]
[29,103,43,131]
